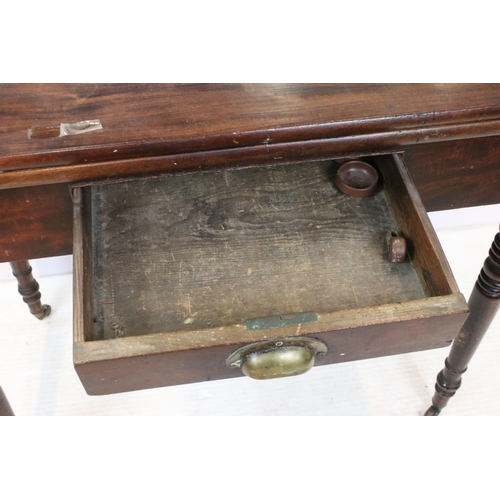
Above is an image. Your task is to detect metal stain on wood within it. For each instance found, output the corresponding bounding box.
[246,312,319,330]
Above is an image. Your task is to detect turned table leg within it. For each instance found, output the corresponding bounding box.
[9,260,51,320]
[425,229,500,416]
[0,385,14,416]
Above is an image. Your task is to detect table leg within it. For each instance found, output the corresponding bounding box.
[425,229,500,416]
[9,260,51,320]
[0,385,14,416]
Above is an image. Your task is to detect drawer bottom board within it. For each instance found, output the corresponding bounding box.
[89,160,425,340]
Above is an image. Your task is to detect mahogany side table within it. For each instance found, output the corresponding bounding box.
[1,84,499,415]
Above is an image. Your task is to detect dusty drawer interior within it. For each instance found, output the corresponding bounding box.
[73,154,468,395]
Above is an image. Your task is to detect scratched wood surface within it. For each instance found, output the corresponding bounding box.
[2,83,500,171]
[89,159,426,340]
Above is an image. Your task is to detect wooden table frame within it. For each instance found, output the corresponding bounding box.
[1,84,499,415]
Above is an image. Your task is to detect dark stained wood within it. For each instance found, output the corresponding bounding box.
[0,136,497,266]
[75,297,467,395]
[1,85,500,265]
[425,230,500,415]
[3,118,500,191]
[73,154,469,394]
[404,135,500,212]
[2,84,500,171]
[0,183,73,263]
[2,134,499,264]
[9,260,51,319]
[2,84,499,407]
[375,154,459,297]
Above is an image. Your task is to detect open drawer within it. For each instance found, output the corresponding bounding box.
[72,154,468,395]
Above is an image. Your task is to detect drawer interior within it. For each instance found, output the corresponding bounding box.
[72,154,468,394]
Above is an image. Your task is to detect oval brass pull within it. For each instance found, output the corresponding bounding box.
[226,337,328,380]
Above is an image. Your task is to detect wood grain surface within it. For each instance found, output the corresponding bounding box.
[404,135,500,212]
[89,159,426,340]
[0,183,73,262]
[1,84,499,263]
[377,154,459,297]
[74,294,468,395]
[72,154,469,394]
[2,83,500,171]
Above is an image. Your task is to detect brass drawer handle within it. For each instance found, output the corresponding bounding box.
[226,337,328,380]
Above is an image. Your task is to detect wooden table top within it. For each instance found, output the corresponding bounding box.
[1,84,499,263]
[2,83,500,171]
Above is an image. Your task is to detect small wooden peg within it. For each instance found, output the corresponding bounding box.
[386,230,407,263]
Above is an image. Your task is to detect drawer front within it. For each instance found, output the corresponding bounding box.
[73,154,468,395]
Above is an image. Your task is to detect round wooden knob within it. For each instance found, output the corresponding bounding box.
[335,161,379,197]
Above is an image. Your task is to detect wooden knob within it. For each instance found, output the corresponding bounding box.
[386,230,407,263]
[335,161,379,198]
